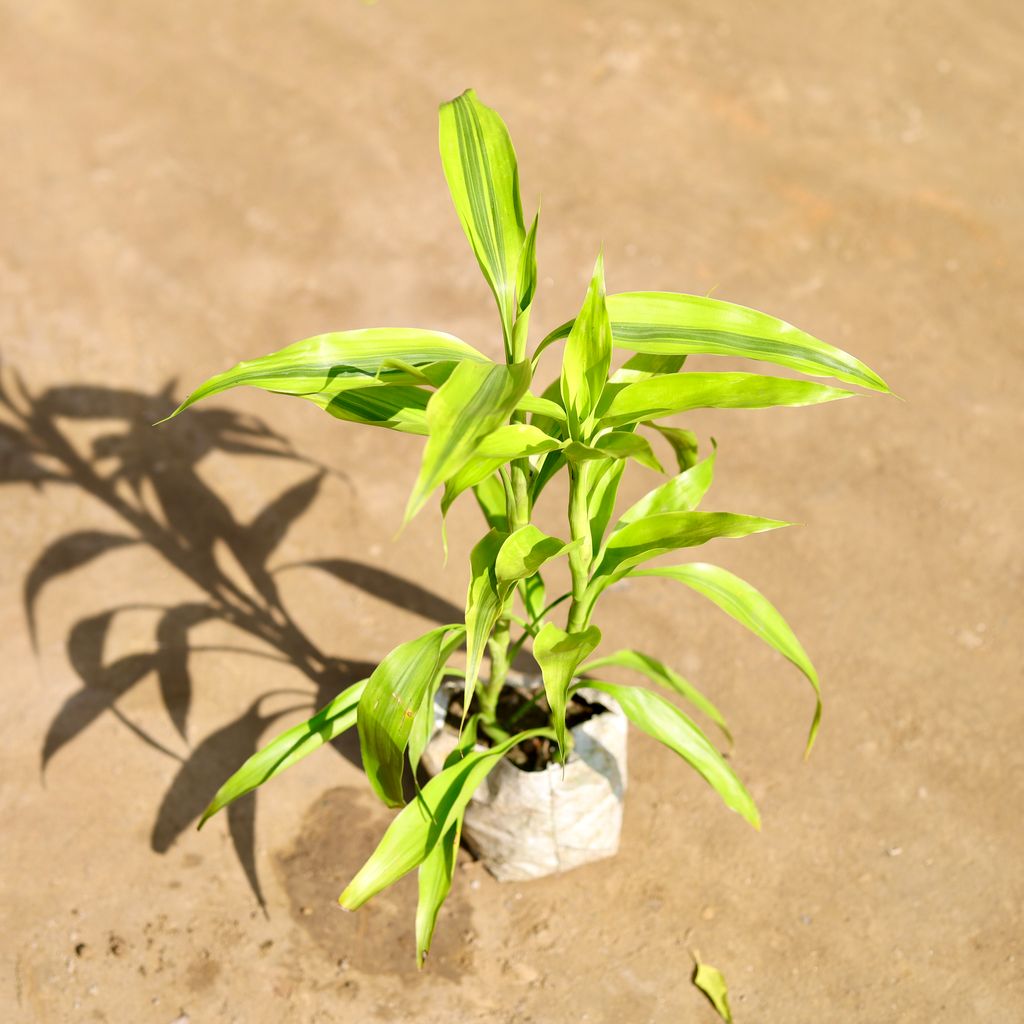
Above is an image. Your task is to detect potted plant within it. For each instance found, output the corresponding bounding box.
[166,89,889,965]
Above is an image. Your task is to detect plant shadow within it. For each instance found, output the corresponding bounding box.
[0,365,463,911]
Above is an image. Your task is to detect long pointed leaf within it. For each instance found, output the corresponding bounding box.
[415,815,462,968]
[406,361,531,521]
[614,445,716,528]
[339,728,550,909]
[599,372,854,428]
[510,209,540,361]
[579,681,759,828]
[358,627,463,807]
[319,384,432,435]
[647,424,699,471]
[580,648,730,742]
[163,328,488,422]
[605,291,889,392]
[533,622,601,759]
[439,90,526,350]
[586,458,627,557]
[561,253,612,440]
[565,431,664,473]
[198,679,367,827]
[633,562,821,753]
[463,530,508,707]
[495,524,578,583]
[591,511,789,589]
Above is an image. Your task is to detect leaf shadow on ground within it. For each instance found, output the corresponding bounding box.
[0,365,463,911]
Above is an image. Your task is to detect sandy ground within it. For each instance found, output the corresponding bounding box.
[2,2,1022,1021]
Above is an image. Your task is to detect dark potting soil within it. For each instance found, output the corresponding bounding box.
[444,686,606,772]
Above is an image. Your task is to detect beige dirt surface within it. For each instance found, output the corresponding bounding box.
[2,2,1022,1021]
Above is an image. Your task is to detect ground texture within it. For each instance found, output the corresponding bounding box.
[2,2,1022,1021]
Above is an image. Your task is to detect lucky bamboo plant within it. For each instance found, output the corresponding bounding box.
[166,90,889,964]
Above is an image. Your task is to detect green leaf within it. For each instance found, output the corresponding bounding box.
[611,351,686,383]
[473,423,563,460]
[516,391,566,422]
[406,360,531,521]
[464,525,577,707]
[586,458,626,557]
[521,570,547,624]
[439,89,526,352]
[339,729,550,910]
[510,209,540,361]
[529,448,567,502]
[605,291,890,392]
[441,458,504,524]
[599,372,854,428]
[692,956,734,1023]
[646,423,699,471]
[495,525,578,583]
[162,328,489,422]
[565,431,664,473]
[578,681,759,828]
[440,421,560,517]
[415,815,462,968]
[579,649,731,743]
[198,679,367,827]
[472,474,508,531]
[561,253,612,440]
[633,562,821,754]
[517,210,539,316]
[321,384,432,435]
[590,511,789,591]
[463,530,509,708]
[358,626,463,808]
[533,622,601,759]
[614,445,716,528]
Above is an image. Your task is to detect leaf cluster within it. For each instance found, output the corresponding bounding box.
[165,89,889,964]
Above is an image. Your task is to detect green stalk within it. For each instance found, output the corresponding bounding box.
[565,460,594,633]
[480,334,532,734]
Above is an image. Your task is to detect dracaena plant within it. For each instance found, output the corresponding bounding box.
[165,89,889,964]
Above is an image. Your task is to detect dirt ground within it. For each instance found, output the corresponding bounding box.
[2,2,1022,1021]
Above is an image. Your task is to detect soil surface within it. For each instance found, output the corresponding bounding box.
[2,2,1022,1022]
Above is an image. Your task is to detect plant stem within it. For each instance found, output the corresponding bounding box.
[481,619,511,725]
[565,460,594,633]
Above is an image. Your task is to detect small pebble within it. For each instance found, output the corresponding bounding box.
[887,846,903,857]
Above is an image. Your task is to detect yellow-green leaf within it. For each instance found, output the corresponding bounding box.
[565,431,664,473]
[533,622,601,760]
[579,648,731,743]
[633,562,821,754]
[606,291,889,393]
[439,89,527,351]
[339,729,550,910]
[693,955,734,1023]
[614,445,716,528]
[406,360,531,521]
[560,253,612,440]
[198,679,367,828]
[163,328,488,422]
[599,372,854,428]
[358,626,463,808]
[463,530,508,708]
[415,816,462,968]
[579,681,758,829]
[591,511,789,590]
